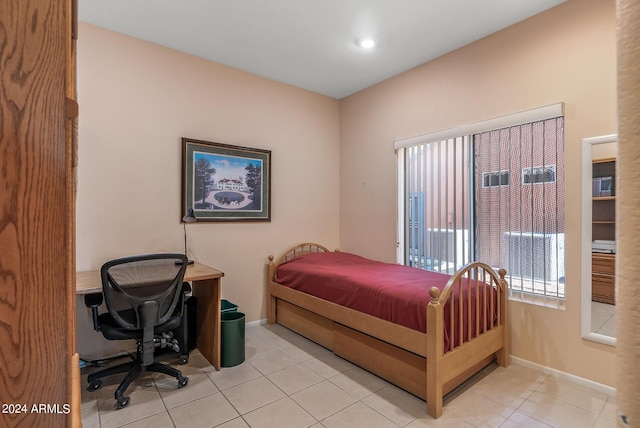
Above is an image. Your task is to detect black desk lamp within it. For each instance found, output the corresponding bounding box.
[181,208,197,264]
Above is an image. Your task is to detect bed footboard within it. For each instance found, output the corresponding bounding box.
[426,262,509,417]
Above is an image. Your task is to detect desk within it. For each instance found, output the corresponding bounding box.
[77,262,225,370]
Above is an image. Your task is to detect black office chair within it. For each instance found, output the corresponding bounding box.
[85,253,190,409]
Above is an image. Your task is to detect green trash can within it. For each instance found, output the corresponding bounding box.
[221,311,245,367]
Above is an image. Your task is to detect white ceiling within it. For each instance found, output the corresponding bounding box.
[78,0,566,99]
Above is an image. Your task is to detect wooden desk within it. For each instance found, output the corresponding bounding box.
[77,262,225,370]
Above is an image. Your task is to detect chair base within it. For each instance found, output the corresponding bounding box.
[87,357,188,408]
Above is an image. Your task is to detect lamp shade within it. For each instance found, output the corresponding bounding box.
[182,208,197,223]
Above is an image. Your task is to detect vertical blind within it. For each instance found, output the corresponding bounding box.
[475,117,565,302]
[404,136,472,274]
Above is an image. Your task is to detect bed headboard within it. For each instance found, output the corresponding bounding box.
[269,242,331,267]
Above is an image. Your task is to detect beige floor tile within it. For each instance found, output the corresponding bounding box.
[277,342,325,362]
[80,401,101,428]
[243,397,317,428]
[594,413,618,428]
[246,323,299,349]
[97,388,166,428]
[168,392,239,428]
[302,353,354,379]
[518,391,600,428]
[120,411,175,428]
[285,337,332,358]
[156,370,218,409]
[169,353,212,373]
[438,389,513,427]
[188,352,222,377]
[222,376,286,414]
[467,373,534,409]
[499,411,553,427]
[535,376,609,413]
[598,397,617,423]
[591,302,616,337]
[267,363,324,395]
[322,402,399,428]
[207,361,263,390]
[264,327,332,360]
[216,417,250,428]
[405,416,475,427]
[290,380,358,420]
[328,366,390,400]
[81,390,98,411]
[244,333,281,359]
[248,348,301,375]
[596,315,616,337]
[479,364,547,390]
[361,386,427,427]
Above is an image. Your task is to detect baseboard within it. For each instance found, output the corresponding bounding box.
[246,318,268,328]
[511,356,617,397]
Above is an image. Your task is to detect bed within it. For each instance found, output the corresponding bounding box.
[267,243,509,418]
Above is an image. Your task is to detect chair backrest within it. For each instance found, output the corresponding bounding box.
[100,254,188,330]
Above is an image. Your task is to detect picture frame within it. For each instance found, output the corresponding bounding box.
[181,138,271,222]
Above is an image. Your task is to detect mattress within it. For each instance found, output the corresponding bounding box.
[275,251,497,351]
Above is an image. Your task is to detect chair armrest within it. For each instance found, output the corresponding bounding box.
[84,293,103,332]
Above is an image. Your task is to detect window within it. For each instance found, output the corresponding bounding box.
[483,170,511,188]
[396,104,565,304]
[522,166,556,185]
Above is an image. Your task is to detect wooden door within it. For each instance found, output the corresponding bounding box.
[0,1,80,426]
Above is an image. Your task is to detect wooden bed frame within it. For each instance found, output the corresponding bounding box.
[267,243,509,418]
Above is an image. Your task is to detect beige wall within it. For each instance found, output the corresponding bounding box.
[339,0,617,386]
[76,24,340,357]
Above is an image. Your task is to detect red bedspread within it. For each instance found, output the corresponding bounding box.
[275,251,497,351]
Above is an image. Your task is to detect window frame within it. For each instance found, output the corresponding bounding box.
[396,103,565,307]
[482,170,511,188]
[521,165,557,185]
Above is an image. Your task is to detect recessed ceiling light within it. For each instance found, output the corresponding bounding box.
[357,36,376,49]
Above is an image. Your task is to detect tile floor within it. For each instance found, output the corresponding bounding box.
[591,301,616,338]
[81,323,617,428]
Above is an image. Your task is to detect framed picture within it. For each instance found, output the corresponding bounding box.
[181,138,271,222]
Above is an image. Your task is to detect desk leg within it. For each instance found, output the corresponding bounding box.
[191,278,221,370]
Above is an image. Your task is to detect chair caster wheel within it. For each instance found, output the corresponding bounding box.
[116,395,130,409]
[178,376,189,388]
[179,355,189,365]
[87,379,103,392]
